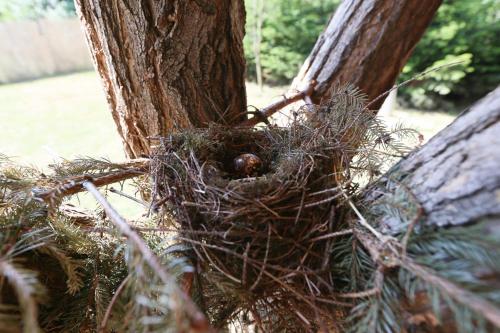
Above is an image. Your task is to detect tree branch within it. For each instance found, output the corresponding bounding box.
[401,259,500,328]
[238,81,315,127]
[82,181,211,332]
[35,159,149,203]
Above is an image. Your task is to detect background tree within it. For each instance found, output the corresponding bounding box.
[244,0,340,84]
[399,0,500,108]
[248,0,264,91]
[0,0,75,20]
[290,0,442,108]
[3,0,497,109]
[243,0,499,108]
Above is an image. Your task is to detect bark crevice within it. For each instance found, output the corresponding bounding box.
[367,87,500,229]
[76,0,247,158]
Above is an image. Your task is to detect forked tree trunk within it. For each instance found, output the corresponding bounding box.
[291,0,442,109]
[366,86,500,230]
[75,0,247,158]
[75,0,442,157]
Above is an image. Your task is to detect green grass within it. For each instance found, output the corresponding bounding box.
[0,71,124,167]
[0,72,456,216]
[0,71,456,168]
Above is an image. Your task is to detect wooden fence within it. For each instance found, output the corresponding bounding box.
[0,18,93,84]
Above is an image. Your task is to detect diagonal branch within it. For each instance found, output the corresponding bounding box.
[401,258,500,329]
[82,181,211,332]
[35,159,149,203]
[238,82,316,127]
[353,220,500,329]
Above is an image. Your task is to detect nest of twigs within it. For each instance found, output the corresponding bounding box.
[151,86,413,331]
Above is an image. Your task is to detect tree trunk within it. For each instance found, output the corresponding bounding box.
[357,86,500,333]
[291,0,442,109]
[366,86,500,230]
[75,0,247,158]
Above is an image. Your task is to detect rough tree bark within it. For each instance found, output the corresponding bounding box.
[291,0,442,109]
[75,0,247,158]
[76,0,442,157]
[357,86,500,333]
[366,86,500,229]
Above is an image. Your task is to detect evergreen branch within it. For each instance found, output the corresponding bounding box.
[0,260,42,333]
[37,246,85,295]
[401,258,500,329]
[353,218,500,331]
[51,157,131,177]
[35,159,149,203]
[82,181,211,332]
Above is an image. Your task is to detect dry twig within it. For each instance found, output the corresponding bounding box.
[238,81,316,127]
[35,159,149,203]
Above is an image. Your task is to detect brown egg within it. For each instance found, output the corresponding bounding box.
[233,153,262,177]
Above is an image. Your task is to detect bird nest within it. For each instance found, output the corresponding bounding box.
[150,87,414,331]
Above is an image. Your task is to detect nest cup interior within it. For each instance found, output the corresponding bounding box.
[196,128,273,178]
[152,124,347,330]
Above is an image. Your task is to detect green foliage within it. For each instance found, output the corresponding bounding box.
[341,179,500,333]
[2,0,497,106]
[340,221,500,333]
[0,155,197,332]
[0,0,75,21]
[245,0,499,106]
[399,0,500,108]
[244,0,340,84]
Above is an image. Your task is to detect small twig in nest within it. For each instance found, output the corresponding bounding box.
[335,269,384,299]
[342,191,384,241]
[309,229,353,242]
[109,187,147,207]
[238,81,316,127]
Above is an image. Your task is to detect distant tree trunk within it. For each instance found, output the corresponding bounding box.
[366,86,500,230]
[292,0,442,109]
[253,0,264,91]
[75,1,247,158]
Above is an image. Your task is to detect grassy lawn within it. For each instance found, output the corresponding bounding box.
[0,71,124,167]
[0,71,456,168]
[0,71,456,216]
